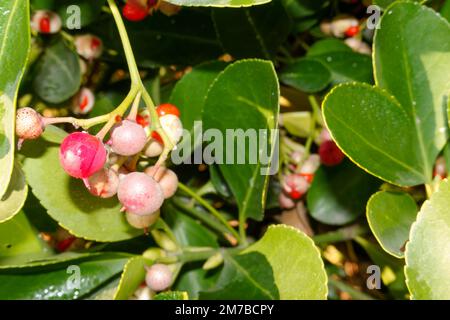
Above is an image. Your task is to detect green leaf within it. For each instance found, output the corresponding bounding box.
[212,0,292,60]
[95,9,222,67]
[367,191,417,258]
[280,59,331,93]
[307,39,352,57]
[202,59,279,221]
[0,0,30,198]
[0,253,130,299]
[170,61,227,160]
[33,39,81,104]
[154,291,189,300]
[442,0,450,22]
[0,162,28,223]
[323,83,425,186]
[56,0,104,28]
[373,2,450,182]
[199,251,279,299]
[209,164,232,198]
[21,126,143,242]
[405,180,450,299]
[0,211,51,265]
[307,160,380,226]
[114,256,146,300]
[165,0,271,7]
[313,51,373,85]
[244,225,327,299]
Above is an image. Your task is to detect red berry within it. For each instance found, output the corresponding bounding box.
[39,16,51,33]
[59,132,107,179]
[156,103,180,118]
[56,236,76,252]
[319,140,345,166]
[345,25,359,37]
[122,2,148,21]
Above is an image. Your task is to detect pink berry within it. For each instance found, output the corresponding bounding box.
[31,10,62,34]
[319,140,345,166]
[144,138,164,157]
[85,168,119,198]
[16,108,44,141]
[144,166,178,199]
[118,172,164,216]
[110,120,147,156]
[126,210,160,229]
[74,34,103,60]
[282,174,309,200]
[59,132,107,179]
[145,263,172,292]
[279,192,295,209]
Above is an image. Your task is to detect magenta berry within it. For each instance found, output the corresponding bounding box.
[110,120,147,156]
[145,166,178,199]
[126,210,160,229]
[16,107,44,141]
[145,263,172,292]
[59,132,107,179]
[118,172,164,216]
[85,168,119,198]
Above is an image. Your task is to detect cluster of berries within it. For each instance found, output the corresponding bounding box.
[122,0,181,21]
[279,128,345,209]
[16,103,183,230]
[320,15,372,55]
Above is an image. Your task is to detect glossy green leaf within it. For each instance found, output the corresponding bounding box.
[0,0,30,198]
[405,180,450,299]
[0,253,130,299]
[154,291,189,300]
[245,225,327,299]
[33,39,81,104]
[367,191,417,258]
[170,61,227,160]
[0,162,28,223]
[373,2,450,182]
[114,256,146,300]
[95,9,222,67]
[280,59,331,93]
[21,126,143,242]
[307,160,380,226]
[199,251,279,299]
[202,59,279,221]
[0,211,51,266]
[212,0,292,59]
[165,0,271,7]
[323,83,424,186]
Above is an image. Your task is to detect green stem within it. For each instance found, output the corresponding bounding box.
[313,224,368,244]
[172,197,236,244]
[178,182,240,243]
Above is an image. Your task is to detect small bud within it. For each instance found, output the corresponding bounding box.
[151,229,178,252]
[143,247,166,264]
[202,252,224,270]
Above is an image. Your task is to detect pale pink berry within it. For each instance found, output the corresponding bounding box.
[74,34,103,60]
[144,138,164,157]
[118,172,164,216]
[144,166,178,199]
[344,37,372,55]
[160,114,183,145]
[299,154,320,175]
[85,168,119,198]
[31,10,62,34]
[71,87,95,115]
[110,120,147,156]
[126,210,160,229]
[282,174,309,200]
[145,263,172,292]
[59,132,107,179]
[279,192,295,209]
[16,108,44,141]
